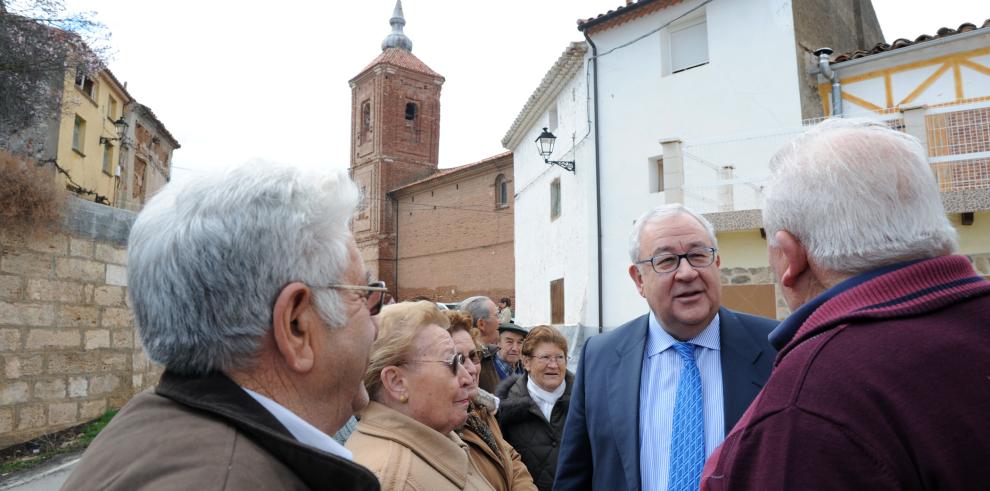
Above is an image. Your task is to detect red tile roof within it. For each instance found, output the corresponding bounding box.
[833,19,990,63]
[390,151,511,194]
[577,0,684,34]
[354,47,443,80]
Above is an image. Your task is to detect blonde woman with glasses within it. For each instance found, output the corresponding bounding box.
[347,301,494,490]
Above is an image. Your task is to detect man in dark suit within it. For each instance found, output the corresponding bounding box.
[555,204,777,491]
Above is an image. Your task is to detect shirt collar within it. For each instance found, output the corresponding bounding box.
[242,387,353,461]
[645,310,721,358]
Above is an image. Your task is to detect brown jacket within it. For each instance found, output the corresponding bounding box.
[347,401,495,491]
[62,371,379,490]
[460,403,537,491]
[478,345,501,394]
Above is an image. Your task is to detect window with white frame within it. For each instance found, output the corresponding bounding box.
[669,14,708,73]
[74,70,96,99]
[72,115,86,153]
[102,142,114,175]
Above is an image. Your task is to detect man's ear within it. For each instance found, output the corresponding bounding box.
[774,230,809,289]
[628,264,645,297]
[271,282,317,374]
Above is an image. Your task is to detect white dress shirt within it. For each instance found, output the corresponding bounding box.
[638,312,724,491]
[242,387,353,460]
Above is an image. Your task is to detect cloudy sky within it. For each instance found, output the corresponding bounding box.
[62,0,988,184]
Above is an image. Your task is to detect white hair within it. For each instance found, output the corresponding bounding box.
[763,118,957,274]
[457,296,493,326]
[127,162,360,375]
[628,203,718,263]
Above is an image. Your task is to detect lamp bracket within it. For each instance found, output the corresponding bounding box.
[544,158,575,173]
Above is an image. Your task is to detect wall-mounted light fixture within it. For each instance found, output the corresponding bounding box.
[535,127,575,173]
[99,117,129,145]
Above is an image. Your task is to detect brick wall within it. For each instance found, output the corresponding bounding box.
[395,155,514,304]
[0,197,160,449]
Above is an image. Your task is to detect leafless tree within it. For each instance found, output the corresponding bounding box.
[0,0,111,141]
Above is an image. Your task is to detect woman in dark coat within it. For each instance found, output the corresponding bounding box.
[495,325,573,491]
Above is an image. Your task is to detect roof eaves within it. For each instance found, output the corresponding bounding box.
[831,19,990,63]
[102,67,135,103]
[501,42,587,150]
[578,0,679,34]
[390,151,512,195]
[134,103,180,148]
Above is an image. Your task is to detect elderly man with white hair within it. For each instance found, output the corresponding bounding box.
[702,118,990,490]
[63,163,382,490]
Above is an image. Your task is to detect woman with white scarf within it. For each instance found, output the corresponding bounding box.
[494,326,573,491]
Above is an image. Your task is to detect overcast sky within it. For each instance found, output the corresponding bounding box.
[62,0,988,184]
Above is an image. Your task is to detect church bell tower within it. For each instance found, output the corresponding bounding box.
[349,0,444,294]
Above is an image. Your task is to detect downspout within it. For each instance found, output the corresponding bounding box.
[815,47,842,117]
[583,30,605,332]
[388,192,399,300]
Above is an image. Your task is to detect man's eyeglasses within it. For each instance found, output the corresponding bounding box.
[408,352,466,376]
[635,247,717,274]
[319,281,388,316]
[531,354,566,366]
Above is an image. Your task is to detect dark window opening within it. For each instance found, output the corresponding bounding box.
[405,102,417,121]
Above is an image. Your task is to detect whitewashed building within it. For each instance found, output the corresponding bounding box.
[503,42,596,328]
[506,0,885,328]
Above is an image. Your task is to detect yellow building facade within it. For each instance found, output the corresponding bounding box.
[55,68,133,207]
[710,23,990,319]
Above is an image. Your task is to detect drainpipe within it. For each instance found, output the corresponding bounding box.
[387,191,399,300]
[815,47,842,117]
[583,30,605,332]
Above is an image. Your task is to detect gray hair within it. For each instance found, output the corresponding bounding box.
[628,203,718,263]
[457,296,493,326]
[127,162,360,375]
[763,118,957,274]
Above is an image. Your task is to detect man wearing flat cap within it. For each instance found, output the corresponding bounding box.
[478,324,528,393]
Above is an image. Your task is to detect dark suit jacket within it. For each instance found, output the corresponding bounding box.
[554,308,777,491]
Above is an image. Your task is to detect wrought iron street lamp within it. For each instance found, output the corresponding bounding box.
[535,127,575,173]
[99,117,129,145]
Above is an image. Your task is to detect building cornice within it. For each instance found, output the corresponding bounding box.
[390,152,512,197]
[501,42,587,150]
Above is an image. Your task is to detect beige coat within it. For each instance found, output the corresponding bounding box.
[460,404,537,491]
[347,401,495,491]
[62,371,379,490]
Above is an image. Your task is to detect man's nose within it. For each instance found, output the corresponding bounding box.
[674,257,700,279]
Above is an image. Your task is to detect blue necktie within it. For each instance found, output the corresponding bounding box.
[667,342,705,491]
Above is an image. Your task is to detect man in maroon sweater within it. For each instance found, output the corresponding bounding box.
[702,118,990,490]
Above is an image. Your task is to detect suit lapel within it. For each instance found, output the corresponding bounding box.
[718,308,766,433]
[606,314,648,490]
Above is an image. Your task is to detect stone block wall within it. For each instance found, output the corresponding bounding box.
[720,253,990,321]
[0,197,160,449]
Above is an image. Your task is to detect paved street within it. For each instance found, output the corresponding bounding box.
[0,459,76,491]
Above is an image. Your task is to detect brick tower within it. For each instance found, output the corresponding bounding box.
[349,0,443,295]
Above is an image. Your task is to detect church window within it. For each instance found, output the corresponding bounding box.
[405,102,417,121]
[495,174,509,208]
[361,101,372,143]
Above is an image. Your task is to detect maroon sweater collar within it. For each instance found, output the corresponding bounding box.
[779,255,990,361]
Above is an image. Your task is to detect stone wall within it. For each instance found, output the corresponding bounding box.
[0,197,159,449]
[720,253,990,321]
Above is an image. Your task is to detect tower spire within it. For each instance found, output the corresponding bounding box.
[381,0,413,52]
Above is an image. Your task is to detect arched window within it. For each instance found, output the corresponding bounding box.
[495,174,509,207]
